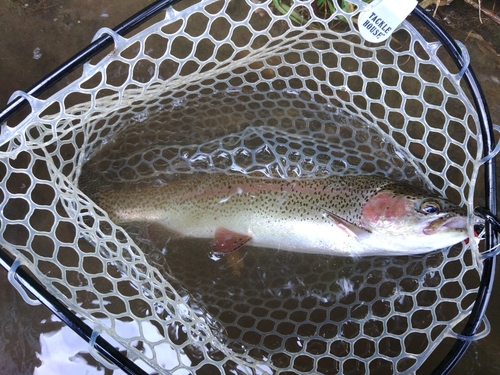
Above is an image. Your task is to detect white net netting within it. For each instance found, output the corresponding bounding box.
[0,0,489,374]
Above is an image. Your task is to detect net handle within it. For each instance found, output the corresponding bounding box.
[410,6,498,375]
[0,0,183,125]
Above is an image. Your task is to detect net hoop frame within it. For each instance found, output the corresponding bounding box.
[410,8,497,375]
[0,1,497,375]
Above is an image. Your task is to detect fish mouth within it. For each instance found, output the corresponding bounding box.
[423,216,467,235]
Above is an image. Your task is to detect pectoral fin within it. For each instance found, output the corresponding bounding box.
[213,227,252,253]
[325,210,371,240]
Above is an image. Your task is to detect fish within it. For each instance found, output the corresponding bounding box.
[92,173,468,256]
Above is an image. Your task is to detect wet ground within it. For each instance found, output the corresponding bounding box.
[1,0,500,374]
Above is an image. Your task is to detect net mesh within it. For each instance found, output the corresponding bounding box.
[0,0,487,373]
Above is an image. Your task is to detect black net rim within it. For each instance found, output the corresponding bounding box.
[411,7,497,375]
[0,2,497,375]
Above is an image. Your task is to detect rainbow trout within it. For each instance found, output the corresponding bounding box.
[94,174,468,256]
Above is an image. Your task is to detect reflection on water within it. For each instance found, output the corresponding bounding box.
[34,317,181,375]
[0,270,63,374]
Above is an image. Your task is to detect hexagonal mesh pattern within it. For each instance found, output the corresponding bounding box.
[0,0,487,374]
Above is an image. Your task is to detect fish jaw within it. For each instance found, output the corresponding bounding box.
[413,214,469,251]
[422,215,467,235]
[360,191,468,253]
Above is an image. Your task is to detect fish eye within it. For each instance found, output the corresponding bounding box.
[420,201,440,214]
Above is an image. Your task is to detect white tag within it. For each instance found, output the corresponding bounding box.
[358,0,418,43]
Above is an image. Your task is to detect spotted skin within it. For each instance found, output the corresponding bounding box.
[95,174,468,256]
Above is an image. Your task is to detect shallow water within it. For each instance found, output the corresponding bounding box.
[1,0,500,374]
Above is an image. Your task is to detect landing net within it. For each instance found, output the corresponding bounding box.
[0,0,496,374]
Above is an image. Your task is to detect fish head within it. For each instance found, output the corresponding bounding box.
[360,184,468,253]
